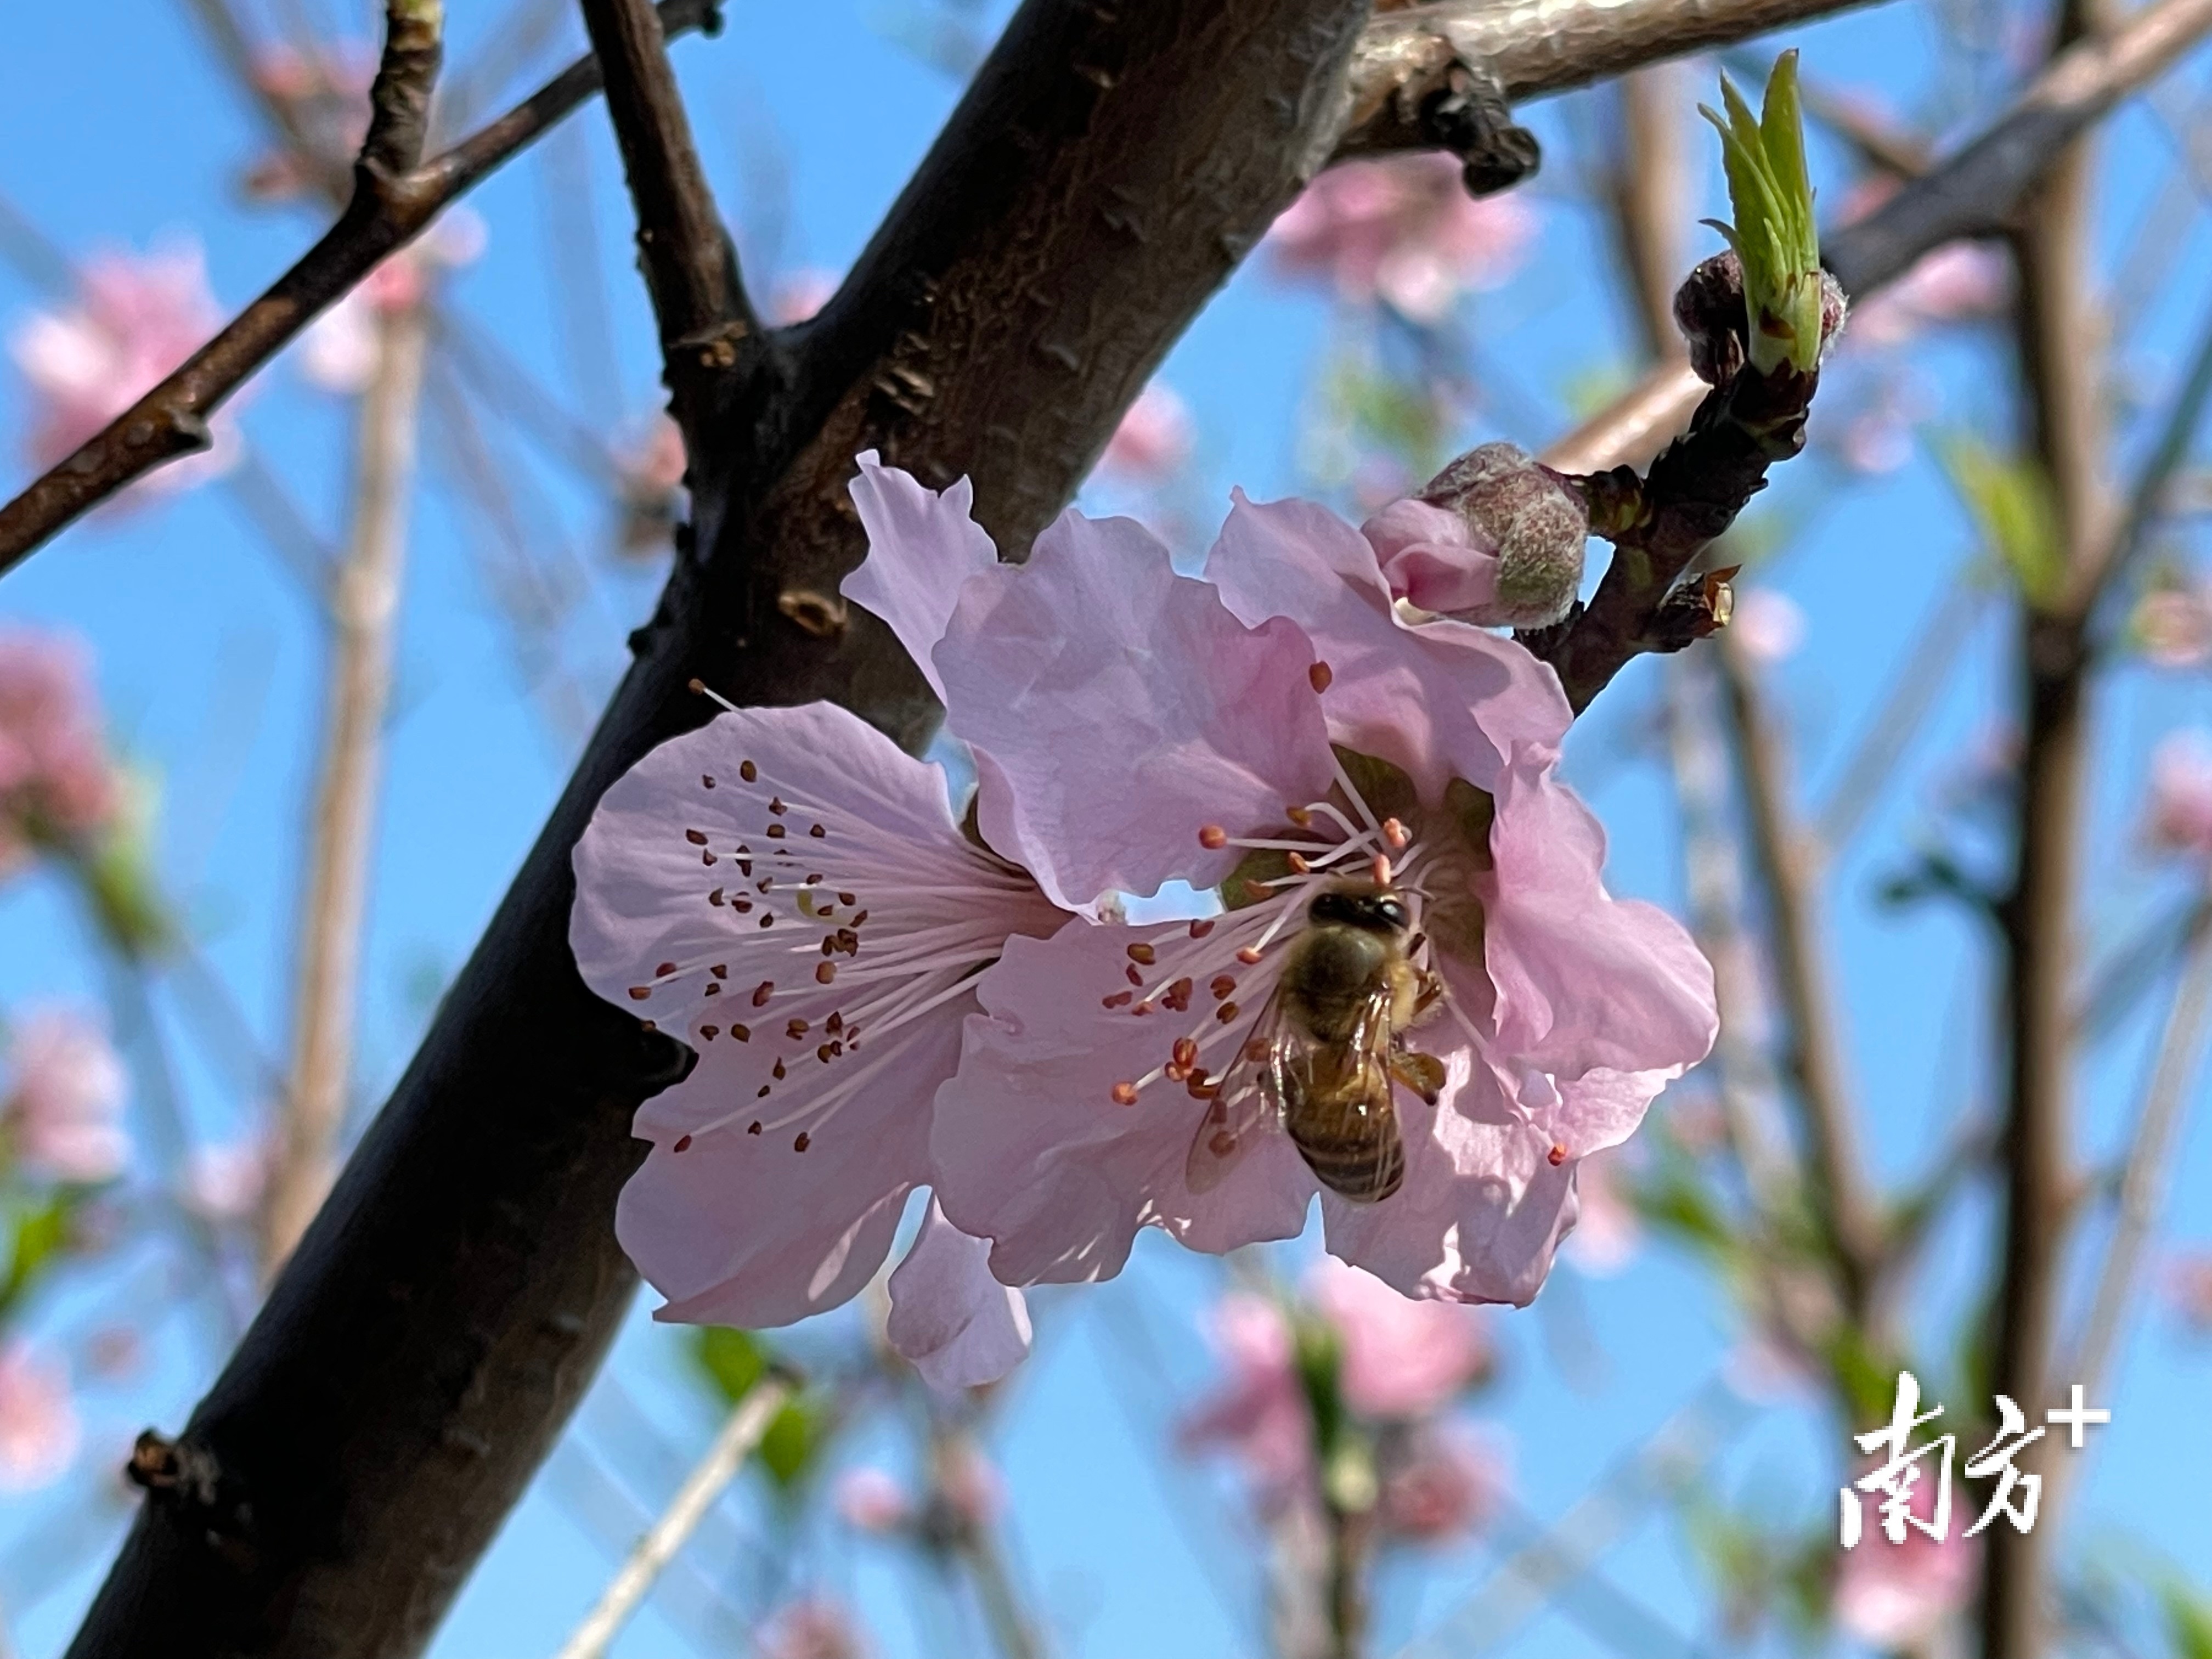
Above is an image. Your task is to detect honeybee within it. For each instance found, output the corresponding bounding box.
[1187,884,1447,1204]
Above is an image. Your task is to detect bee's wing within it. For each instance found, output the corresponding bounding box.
[1184,986,1297,1195]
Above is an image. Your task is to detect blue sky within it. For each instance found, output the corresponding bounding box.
[1,2,2210,1655]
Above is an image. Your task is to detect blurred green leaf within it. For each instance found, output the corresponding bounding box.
[691,1325,769,1406]
[757,1395,822,1489]
[1938,435,2063,611]
[2163,1583,2212,1659]
[2,1195,72,1315]
[1700,51,1824,374]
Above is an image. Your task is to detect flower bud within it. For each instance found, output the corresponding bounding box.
[1675,250,1847,385]
[1417,442,1588,628]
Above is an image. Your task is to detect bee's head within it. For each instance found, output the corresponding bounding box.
[1306,887,1410,934]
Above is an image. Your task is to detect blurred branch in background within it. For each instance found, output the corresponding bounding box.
[259,289,429,1276]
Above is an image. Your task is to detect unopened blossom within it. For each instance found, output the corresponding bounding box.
[1378,1424,1505,1542]
[0,628,121,873]
[758,1599,868,1659]
[1308,1257,1489,1418]
[1099,382,1194,482]
[1835,1527,1978,1650]
[1729,589,1807,666]
[842,466,1715,1304]
[0,1343,78,1492]
[932,1438,1006,1529]
[2143,732,2212,860]
[1178,1292,1313,1509]
[834,1465,913,1533]
[1267,153,1536,323]
[1365,443,1588,627]
[4,1006,129,1184]
[571,660,1059,1361]
[9,242,233,489]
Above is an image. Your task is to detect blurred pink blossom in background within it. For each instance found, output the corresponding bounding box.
[2132,578,2212,669]
[8,241,234,489]
[2163,1250,2212,1334]
[757,1598,869,1659]
[1307,1257,1490,1418]
[2142,731,2212,860]
[833,1465,912,1534]
[298,211,485,394]
[1099,381,1194,481]
[1266,154,1536,322]
[768,268,842,326]
[183,1138,271,1221]
[1846,243,2008,349]
[0,628,120,872]
[1833,1527,1979,1649]
[1728,588,1808,666]
[1180,1292,1312,1509]
[1377,1424,1506,1543]
[4,1005,129,1184]
[0,1342,80,1492]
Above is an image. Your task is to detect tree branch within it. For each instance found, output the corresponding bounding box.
[575,0,752,419]
[0,0,725,575]
[1339,0,1882,156]
[1539,0,2212,480]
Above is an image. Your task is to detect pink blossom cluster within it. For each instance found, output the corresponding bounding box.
[1266,154,1537,322]
[0,629,121,876]
[8,242,234,492]
[569,453,1716,1386]
[2131,574,2212,669]
[1181,1260,1504,1542]
[1834,1525,1978,1649]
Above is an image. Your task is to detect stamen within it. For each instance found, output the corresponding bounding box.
[1210,975,1237,1001]
[1127,942,1156,966]
[1216,1001,1240,1023]
[816,962,837,984]
[1189,919,1215,939]
[794,1132,811,1152]
[752,981,774,1006]
[674,1134,693,1153]
[1548,1143,1568,1167]
[1308,661,1333,693]
[1111,1082,1139,1105]
[685,829,708,847]
[1381,817,1410,850]
[1199,825,1228,849]
[1237,947,1262,964]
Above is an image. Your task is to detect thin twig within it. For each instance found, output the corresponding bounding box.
[576,0,751,412]
[2086,291,2212,623]
[261,292,431,1276]
[1812,573,1992,851]
[0,0,724,571]
[1716,633,1883,1301]
[1606,64,1688,362]
[551,1379,792,1659]
[2071,892,2212,1395]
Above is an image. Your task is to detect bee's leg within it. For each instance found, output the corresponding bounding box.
[1388,1050,1447,1105]
[1406,968,1446,1028]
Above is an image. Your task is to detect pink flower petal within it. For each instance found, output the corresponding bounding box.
[842,452,1000,703]
[4,1005,129,1184]
[933,919,1316,1284]
[939,509,1334,910]
[1482,747,1718,1079]
[1362,498,1503,616]
[1318,1053,1577,1305]
[1204,491,1570,797]
[886,1197,1033,1389]
[572,701,1060,1327]
[0,1343,77,1492]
